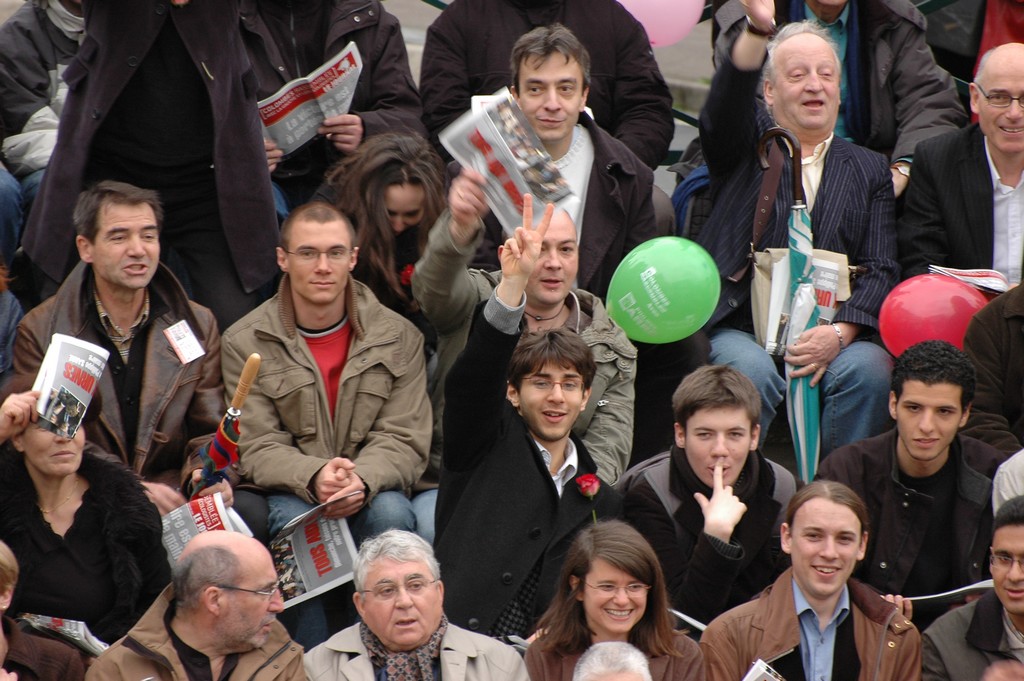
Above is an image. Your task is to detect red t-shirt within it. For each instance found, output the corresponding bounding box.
[301,320,351,418]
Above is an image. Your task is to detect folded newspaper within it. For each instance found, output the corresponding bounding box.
[764,256,841,356]
[31,334,109,439]
[928,265,1009,294]
[161,492,358,609]
[742,659,786,681]
[258,42,363,157]
[440,87,574,237]
[907,579,993,606]
[19,614,109,657]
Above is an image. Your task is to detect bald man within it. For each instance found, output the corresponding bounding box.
[87,532,304,680]
[899,43,1024,284]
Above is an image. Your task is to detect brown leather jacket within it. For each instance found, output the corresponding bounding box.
[700,569,920,681]
[11,262,224,489]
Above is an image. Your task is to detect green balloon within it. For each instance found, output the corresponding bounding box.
[606,237,721,344]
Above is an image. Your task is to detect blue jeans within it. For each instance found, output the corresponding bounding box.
[709,328,893,454]
[20,169,44,213]
[410,489,437,545]
[0,168,22,268]
[266,490,418,649]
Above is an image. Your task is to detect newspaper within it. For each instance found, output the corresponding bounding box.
[161,493,253,564]
[764,257,841,356]
[907,579,993,606]
[31,333,109,439]
[271,495,359,608]
[742,659,787,681]
[18,614,109,657]
[258,42,363,157]
[928,265,1009,294]
[440,87,574,236]
[160,492,358,609]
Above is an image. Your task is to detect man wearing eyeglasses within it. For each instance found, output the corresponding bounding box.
[434,197,621,639]
[305,530,527,681]
[899,43,1024,283]
[220,202,430,647]
[88,530,304,681]
[922,495,1024,680]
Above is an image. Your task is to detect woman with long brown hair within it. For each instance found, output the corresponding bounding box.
[527,521,704,681]
[322,132,446,360]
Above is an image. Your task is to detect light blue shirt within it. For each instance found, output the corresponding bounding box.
[804,2,851,141]
[793,580,851,681]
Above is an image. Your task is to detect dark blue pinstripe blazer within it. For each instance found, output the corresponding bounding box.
[696,57,899,332]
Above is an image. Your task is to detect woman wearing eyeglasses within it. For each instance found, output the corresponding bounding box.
[526,521,704,681]
[0,389,170,645]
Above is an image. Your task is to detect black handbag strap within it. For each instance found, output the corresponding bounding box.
[728,140,785,283]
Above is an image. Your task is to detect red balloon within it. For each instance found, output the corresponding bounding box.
[879,274,991,356]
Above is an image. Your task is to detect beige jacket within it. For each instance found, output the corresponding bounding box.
[86,587,304,681]
[305,622,528,681]
[221,276,430,502]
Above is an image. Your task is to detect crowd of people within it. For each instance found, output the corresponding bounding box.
[1,0,1024,678]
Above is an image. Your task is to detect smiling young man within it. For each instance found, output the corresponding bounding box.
[435,197,620,638]
[818,340,1007,629]
[413,169,636,485]
[700,481,920,681]
[8,180,225,516]
[623,365,795,625]
[305,530,527,681]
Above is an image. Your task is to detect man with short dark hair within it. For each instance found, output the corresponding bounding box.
[435,198,620,638]
[413,172,636,485]
[87,531,304,681]
[9,180,226,515]
[624,364,795,625]
[461,24,705,463]
[818,340,1007,628]
[420,0,673,170]
[922,495,1024,680]
[221,202,430,543]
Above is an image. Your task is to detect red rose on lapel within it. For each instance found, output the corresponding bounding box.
[400,264,415,287]
[576,474,600,500]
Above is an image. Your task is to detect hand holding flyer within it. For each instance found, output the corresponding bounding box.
[31,334,109,439]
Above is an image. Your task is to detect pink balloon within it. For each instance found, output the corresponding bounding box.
[618,0,703,47]
[878,274,991,357]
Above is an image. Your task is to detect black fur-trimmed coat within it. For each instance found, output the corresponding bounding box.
[0,450,170,643]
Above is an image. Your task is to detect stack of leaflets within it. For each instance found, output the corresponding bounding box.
[31,334,109,439]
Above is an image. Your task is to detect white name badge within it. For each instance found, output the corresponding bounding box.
[163,320,207,365]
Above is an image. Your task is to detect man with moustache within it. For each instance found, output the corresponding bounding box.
[817,340,1006,630]
[87,531,304,681]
